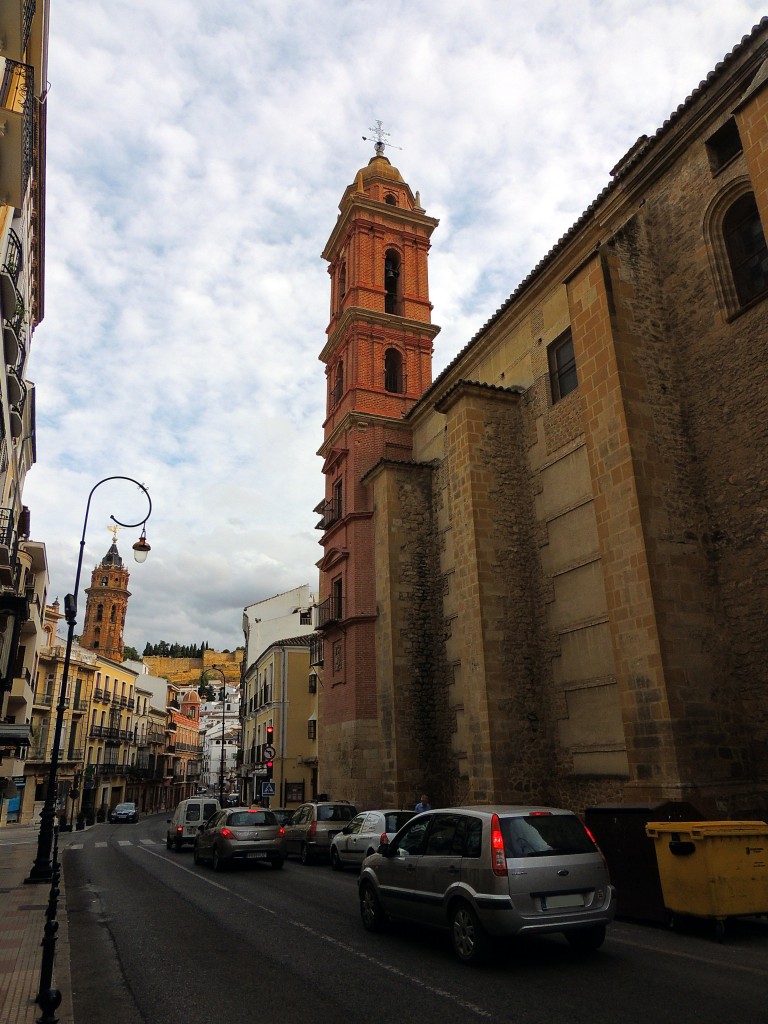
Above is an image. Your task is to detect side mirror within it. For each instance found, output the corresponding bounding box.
[378,842,397,857]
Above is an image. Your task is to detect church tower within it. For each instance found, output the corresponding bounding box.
[79,533,132,662]
[315,136,439,805]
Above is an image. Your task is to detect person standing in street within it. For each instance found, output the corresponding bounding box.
[415,793,431,813]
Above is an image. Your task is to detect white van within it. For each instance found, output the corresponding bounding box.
[166,797,221,850]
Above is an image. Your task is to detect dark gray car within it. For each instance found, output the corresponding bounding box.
[283,801,357,864]
[358,805,616,964]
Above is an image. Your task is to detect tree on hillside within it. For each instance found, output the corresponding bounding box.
[123,645,141,662]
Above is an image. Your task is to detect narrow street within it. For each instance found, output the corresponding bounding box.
[59,815,767,1024]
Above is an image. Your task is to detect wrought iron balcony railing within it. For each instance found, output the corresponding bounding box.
[314,497,342,531]
[316,595,343,628]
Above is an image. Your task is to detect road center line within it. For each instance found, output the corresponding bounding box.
[138,846,496,1019]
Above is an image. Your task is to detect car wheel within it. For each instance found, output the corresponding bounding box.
[450,900,490,965]
[330,847,343,871]
[565,924,606,952]
[271,857,285,870]
[212,847,226,872]
[359,881,388,932]
[300,843,313,866]
[166,835,173,850]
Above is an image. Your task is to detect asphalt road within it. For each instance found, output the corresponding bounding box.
[59,813,767,1024]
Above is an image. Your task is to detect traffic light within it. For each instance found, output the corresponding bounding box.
[266,759,273,780]
[266,725,274,747]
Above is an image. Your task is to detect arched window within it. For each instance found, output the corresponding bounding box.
[110,605,116,622]
[723,192,768,307]
[385,193,397,206]
[96,603,103,622]
[705,180,768,317]
[384,347,404,393]
[338,261,346,310]
[384,249,401,315]
[332,359,343,407]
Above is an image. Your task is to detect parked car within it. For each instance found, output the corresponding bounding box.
[166,797,221,850]
[331,810,415,870]
[283,800,357,864]
[358,805,616,964]
[193,807,286,871]
[108,801,138,824]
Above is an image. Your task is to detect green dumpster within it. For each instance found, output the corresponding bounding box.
[645,820,768,939]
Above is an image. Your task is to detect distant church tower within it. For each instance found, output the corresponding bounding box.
[315,133,439,805]
[79,533,131,661]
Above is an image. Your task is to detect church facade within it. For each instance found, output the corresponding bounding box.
[316,21,768,819]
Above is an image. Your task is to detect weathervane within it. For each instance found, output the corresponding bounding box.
[362,119,402,156]
[107,523,120,543]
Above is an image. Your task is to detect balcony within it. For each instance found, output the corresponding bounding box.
[314,497,342,531]
[316,595,343,628]
[0,506,19,586]
[127,697,135,710]
[3,305,25,368]
[0,2,37,61]
[0,60,34,209]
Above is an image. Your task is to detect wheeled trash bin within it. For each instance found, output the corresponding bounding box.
[645,820,768,940]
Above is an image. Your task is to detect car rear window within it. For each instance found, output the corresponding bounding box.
[229,811,277,826]
[185,804,202,822]
[501,814,596,858]
[384,812,415,833]
[317,804,356,822]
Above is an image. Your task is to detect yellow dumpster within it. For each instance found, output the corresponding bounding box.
[645,820,768,939]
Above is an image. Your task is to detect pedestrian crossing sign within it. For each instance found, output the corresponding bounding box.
[261,782,276,797]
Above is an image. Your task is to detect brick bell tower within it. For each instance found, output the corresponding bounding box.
[315,133,439,805]
[79,529,132,662]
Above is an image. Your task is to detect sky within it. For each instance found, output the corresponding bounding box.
[24,0,768,655]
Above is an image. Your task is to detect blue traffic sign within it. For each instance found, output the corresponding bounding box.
[261,782,276,797]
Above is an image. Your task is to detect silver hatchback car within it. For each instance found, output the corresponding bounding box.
[358,805,616,964]
[193,807,286,871]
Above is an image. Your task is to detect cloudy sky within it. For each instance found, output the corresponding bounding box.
[24,0,767,655]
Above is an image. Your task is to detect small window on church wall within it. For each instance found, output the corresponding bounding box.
[96,604,103,622]
[548,329,578,403]
[110,606,116,622]
[384,348,404,393]
[101,576,108,585]
[385,193,397,206]
[723,192,768,307]
[384,249,401,315]
[706,119,742,173]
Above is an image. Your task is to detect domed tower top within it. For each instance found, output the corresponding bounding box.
[80,532,132,662]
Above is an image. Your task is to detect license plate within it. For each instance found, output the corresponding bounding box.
[541,893,585,910]
[246,852,267,859]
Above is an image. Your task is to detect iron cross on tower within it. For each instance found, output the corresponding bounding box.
[362,120,402,156]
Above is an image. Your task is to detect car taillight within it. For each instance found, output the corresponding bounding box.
[490,814,507,876]
[220,827,233,839]
[379,832,390,846]
[278,826,285,837]
[176,826,183,834]
[309,821,316,838]
[581,820,607,866]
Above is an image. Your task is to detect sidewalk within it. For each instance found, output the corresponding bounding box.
[0,823,74,1024]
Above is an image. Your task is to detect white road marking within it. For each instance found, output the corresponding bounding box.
[138,846,496,1019]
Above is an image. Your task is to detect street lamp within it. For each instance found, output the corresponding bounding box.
[203,665,227,806]
[26,477,152,1023]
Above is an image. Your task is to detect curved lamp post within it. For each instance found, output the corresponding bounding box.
[26,477,152,1024]
[203,665,227,806]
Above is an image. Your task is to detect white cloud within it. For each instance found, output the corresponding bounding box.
[24,0,767,651]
